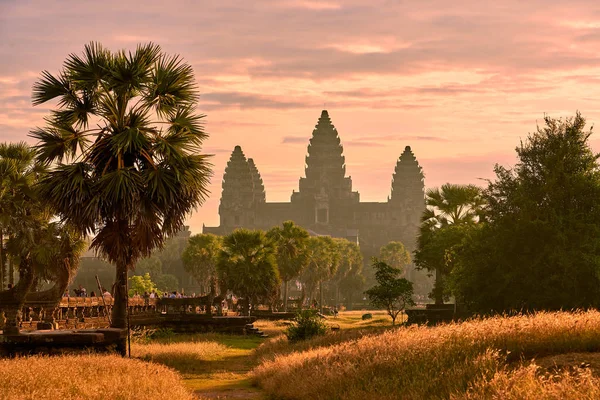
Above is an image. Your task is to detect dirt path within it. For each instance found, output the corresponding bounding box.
[180,337,267,400]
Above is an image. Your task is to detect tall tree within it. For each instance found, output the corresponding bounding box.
[182,233,222,315]
[30,42,211,349]
[267,221,310,311]
[217,229,279,315]
[366,258,415,326]
[301,236,340,312]
[0,142,50,333]
[379,241,411,276]
[333,239,363,309]
[415,183,483,304]
[451,113,600,312]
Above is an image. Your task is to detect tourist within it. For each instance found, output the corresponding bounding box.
[132,290,141,299]
[149,290,157,299]
[90,291,96,297]
[62,289,69,298]
[102,289,112,300]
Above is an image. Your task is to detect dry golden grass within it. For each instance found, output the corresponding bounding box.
[132,340,227,373]
[459,363,600,400]
[252,310,600,400]
[0,354,196,400]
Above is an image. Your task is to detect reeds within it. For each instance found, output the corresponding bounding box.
[252,310,600,400]
[0,354,195,400]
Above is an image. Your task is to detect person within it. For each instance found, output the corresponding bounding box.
[78,284,87,297]
[102,288,112,300]
[149,290,156,299]
[132,290,141,299]
[90,291,96,297]
[62,289,69,298]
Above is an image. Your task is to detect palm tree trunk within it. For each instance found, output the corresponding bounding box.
[9,257,14,286]
[207,277,216,317]
[111,260,129,356]
[319,280,323,314]
[283,280,289,312]
[1,257,35,335]
[0,228,4,288]
[434,267,444,305]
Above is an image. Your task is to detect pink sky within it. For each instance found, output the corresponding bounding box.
[2,0,600,233]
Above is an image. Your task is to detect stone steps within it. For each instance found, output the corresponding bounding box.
[244,323,268,338]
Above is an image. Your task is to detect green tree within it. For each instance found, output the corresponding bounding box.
[365,258,415,325]
[451,113,600,312]
[182,233,222,315]
[267,221,310,311]
[301,236,340,312]
[30,42,211,347]
[0,142,58,333]
[379,241,411,276]
[415,184,483,304]
[155,273,179,293]
[217,229,279,315]
[134,255,162,280]
[333,239,363,309]
[128,273,159,297]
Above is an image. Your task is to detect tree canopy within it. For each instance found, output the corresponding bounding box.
[217,229,279,314]
[365,258,415,325]
[450,112,600,312]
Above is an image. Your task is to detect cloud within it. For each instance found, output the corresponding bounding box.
[282,136,307,144]
[200,92,308,110]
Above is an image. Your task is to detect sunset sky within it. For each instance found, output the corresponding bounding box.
[2,0,600,233]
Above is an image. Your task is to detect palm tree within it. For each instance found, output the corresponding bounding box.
[182,233,222,316]
[423,183,484,226]
[416,183,483,304]
[332,238,363,309]
[301,236,340,312]
[0,142,49,334]
[30,42,211,347]
[217,229,279,315]
[267,221,309,311]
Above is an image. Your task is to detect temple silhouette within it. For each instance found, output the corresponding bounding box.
[203,110,426,261]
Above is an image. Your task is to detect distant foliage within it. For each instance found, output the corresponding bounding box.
[128,273,159,297]
[286,309,328,343]
[361,313,373,320]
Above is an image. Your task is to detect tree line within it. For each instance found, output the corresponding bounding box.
[179,221,413,315]
[415,112,600,313]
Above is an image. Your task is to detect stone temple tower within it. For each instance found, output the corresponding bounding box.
[291,110,359,229]
[388,145,426,246]
[218,146,255,228]
[247,158,266,205]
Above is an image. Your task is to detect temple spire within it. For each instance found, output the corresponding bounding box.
[298,110,350,197]
[219,146,254,226]
[390,146,425,206]
[248,158,266,204]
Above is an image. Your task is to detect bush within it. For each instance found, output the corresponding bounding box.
[362,313,373,320]
[286,310,328,343]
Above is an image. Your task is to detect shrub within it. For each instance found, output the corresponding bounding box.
[286,310,328,343]
[362,313,373,320]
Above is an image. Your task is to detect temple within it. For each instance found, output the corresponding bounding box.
[203,110,426,262]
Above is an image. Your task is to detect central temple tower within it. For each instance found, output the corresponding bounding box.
[291,110,359,230]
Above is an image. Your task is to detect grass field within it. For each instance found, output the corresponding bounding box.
[3,310,600,399]
[0,354,195,400]
[253,310,600,400]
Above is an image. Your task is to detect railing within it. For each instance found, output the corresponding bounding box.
[0,297,233,331]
